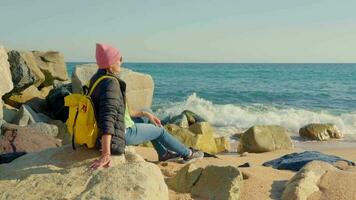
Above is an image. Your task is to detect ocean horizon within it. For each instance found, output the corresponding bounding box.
[67,62,356,138]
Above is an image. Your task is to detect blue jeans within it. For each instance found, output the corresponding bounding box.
[125,123,191,158]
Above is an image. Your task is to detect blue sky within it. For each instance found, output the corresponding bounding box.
[0,0,355,62]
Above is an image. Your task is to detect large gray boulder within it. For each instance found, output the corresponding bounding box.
[167,164,243,200]
[72,64,154,111]
[71,63,97,93]
[7,50,36,93]
[0,46,13,96]
[0,46,14,119]
[0,146,169,200]
[19,51,46,87]
[239,125,294,153]
[2,103,18,123]
[282,161,356,200]
[162,110,207,128]
[32,51,68,86]
[191,165,243,200]
[48,119,71,145]
[164,113,189,128]
[166,163,204,193]
[14,104,51,126]
[0,119,6,132]
[164,122,229,154]
[299,123,343,141]
[120,67,155,111]
[0,47,14,94]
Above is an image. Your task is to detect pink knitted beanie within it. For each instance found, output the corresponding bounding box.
[96,43,121,68]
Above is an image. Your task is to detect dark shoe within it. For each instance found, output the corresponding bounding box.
[159,151,181,162]
[180,148,204,164]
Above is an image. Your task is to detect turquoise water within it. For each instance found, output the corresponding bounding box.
[67,63,356,136]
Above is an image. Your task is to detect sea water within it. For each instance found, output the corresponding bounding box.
[67,63,356,138]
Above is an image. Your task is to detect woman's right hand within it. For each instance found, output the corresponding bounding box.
[145,112,162,127]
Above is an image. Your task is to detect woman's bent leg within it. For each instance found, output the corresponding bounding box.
[125,123,190,157]
[125,125,166,157]
[151,140,167,157]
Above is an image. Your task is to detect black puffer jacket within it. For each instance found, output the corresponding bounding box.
[89,69,126,155]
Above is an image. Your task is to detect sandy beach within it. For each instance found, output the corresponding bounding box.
[1,1,356,198]
[134,140,356,200]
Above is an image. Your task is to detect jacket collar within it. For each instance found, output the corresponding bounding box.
[96,68,126,93]
[97,68,119,78]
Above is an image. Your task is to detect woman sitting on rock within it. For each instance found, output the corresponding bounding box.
[89,43,204,170]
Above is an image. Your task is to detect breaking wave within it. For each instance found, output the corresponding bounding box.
[155,93,356,137]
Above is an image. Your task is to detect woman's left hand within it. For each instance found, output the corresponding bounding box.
[89,154,112,171]
[145,112,162,127]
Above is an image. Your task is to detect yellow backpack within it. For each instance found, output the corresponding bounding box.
[64,75,116,149]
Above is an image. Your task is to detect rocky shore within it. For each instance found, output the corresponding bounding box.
[1,46,356,200]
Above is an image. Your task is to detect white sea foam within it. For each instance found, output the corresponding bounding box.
[156,93,356,137]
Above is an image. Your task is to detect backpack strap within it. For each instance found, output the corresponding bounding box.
[88,75,117,96]
[72,110,80,150]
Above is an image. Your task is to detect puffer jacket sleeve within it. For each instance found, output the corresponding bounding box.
[98,78,122,136]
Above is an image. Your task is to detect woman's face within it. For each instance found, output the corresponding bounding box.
[110,56,122,73]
